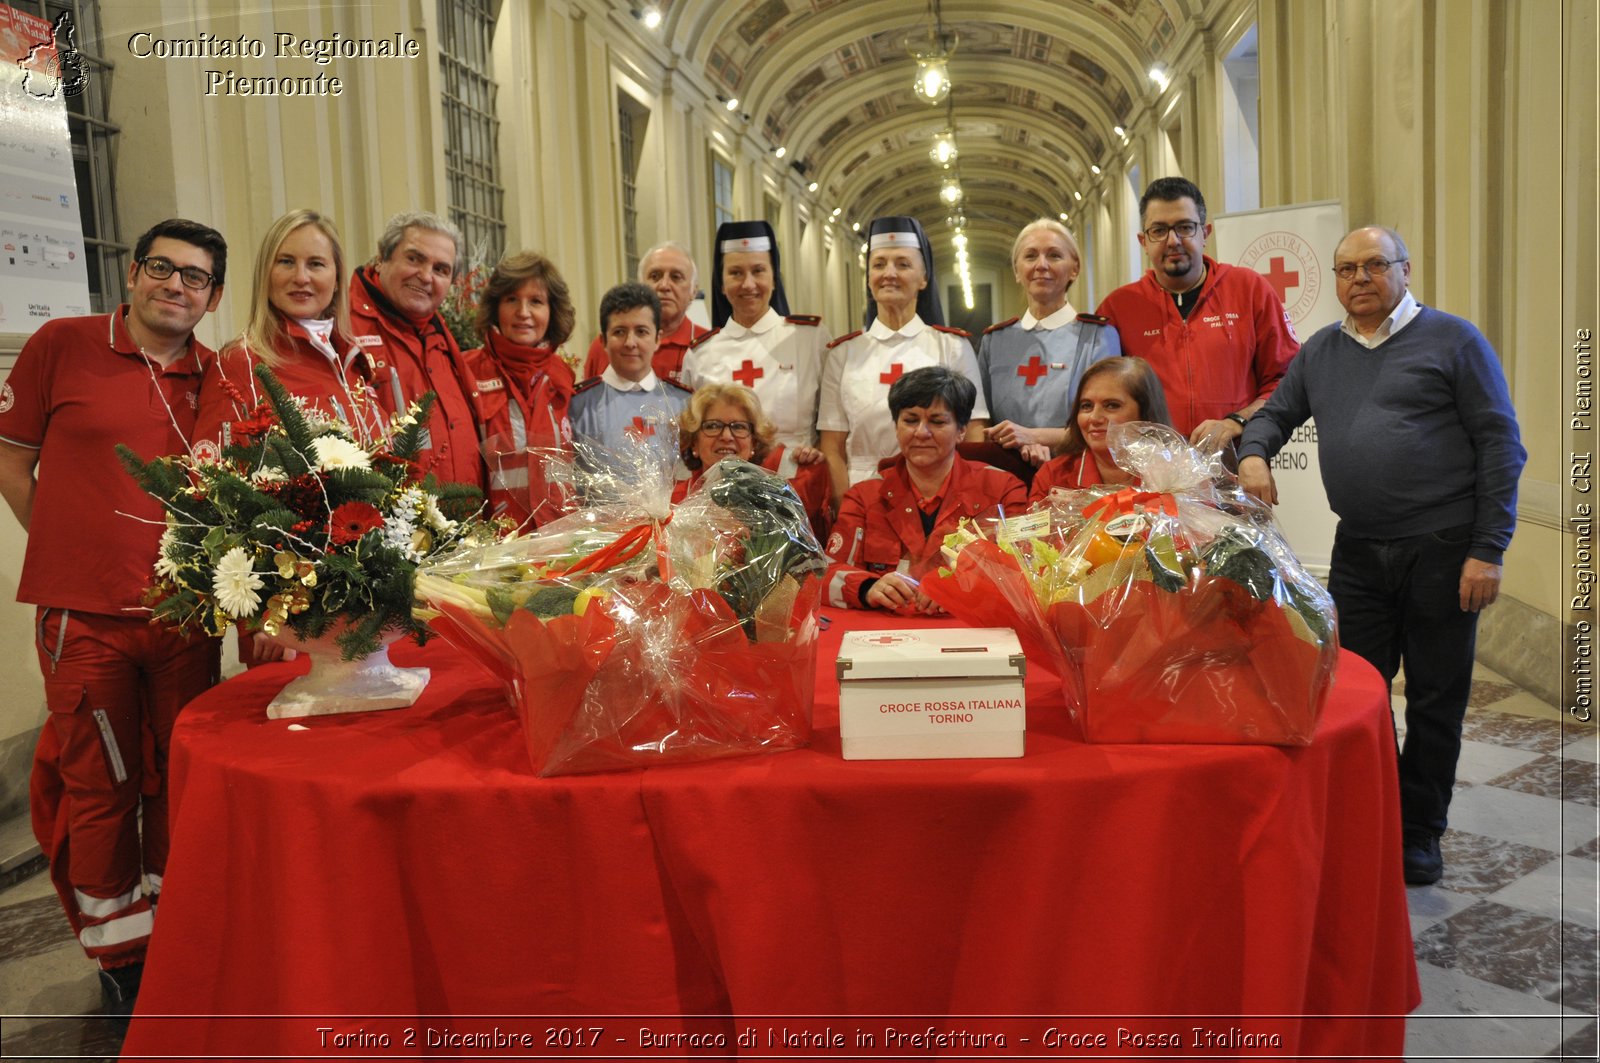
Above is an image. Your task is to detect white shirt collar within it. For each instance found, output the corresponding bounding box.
[602,365,659,392]
[295,317,340,364]
[867,313,926,341]
[1341,290,1421,348]
[1019,301,1078,331]
[724,306,781,338]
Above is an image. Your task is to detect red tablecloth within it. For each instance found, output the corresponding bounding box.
[122,609,1418,1060]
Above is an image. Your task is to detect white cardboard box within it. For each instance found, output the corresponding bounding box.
[836,628,1026,760]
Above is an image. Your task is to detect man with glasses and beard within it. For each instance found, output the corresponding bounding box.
[1096,177,1299,455]
[0,219,228,1021]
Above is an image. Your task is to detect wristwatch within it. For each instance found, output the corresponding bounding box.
[1224,412,1249,429]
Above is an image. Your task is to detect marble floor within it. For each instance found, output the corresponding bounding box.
[0,665,1595,1062]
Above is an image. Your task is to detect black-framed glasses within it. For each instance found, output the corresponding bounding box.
[1142,221,1201,241]
[138,256,217,291]
[1333,258,1406,280]
[699,419,753,438]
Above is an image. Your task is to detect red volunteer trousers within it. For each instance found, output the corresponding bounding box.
[30,608,219,968]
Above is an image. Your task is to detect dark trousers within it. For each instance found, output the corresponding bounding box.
[1328,525,1479,837]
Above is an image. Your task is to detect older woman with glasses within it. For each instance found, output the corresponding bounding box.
[674,382,829,538]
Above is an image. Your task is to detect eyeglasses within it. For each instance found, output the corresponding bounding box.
[1142,221,1201,241]
[698,419,753,438]
[1333,258,1407,281]
[138,256,217,290]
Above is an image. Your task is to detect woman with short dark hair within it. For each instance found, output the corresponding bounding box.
[822,366,1024,612]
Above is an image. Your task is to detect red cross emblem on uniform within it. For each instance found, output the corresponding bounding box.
[733,359,764,388]
[879,363,905,386]
[1261,256,1301,302]
[626,416,656,441]
[1016,355,1049,387]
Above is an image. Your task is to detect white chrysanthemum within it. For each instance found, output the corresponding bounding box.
[154,526,182,579]
[421,494,457,533]
[212,546,265,618]
[249,466,287,484]
[310,435,371,471]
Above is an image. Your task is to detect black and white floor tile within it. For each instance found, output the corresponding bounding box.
[0,665,1595,1062]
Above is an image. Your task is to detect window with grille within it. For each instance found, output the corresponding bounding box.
[618,93,649,280]
[16,0,124,313]
[438,0,505,267]
[712,156,734,230]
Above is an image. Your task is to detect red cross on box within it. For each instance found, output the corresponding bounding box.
[626,416,656,440]
[1016,355,1049,387]
[732,359,764,388]
[879,363,905,386]
[1261,256,1301,302]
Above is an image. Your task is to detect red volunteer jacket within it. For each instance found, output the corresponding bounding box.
[192,322,389,451]
[1095,256,1299,437]
[349,266,485,490]
[823,455,1026,609]
[459,330,576,528]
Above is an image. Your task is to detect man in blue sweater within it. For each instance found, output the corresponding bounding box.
[1238,226,1526,887]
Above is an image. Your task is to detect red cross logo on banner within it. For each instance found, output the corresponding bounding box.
[1016,355,1049,387]
[1261,256,1301,302]
[626,416,656,441]
[732,359,764,388]
[879,363,905,386]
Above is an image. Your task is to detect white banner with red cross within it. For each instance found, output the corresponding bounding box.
[1213,200,1345,575]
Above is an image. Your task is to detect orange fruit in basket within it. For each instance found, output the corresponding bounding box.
[1083,530,1138,568]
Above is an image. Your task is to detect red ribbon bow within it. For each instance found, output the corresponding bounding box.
[1082,487,1178,522]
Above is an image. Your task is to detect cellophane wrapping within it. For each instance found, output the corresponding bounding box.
[925,423,1338,745]
[415,440,825,775]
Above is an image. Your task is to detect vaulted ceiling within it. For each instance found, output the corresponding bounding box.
[649,0,1207,254]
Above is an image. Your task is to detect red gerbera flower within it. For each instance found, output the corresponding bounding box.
[328,502,385,545]
[229,402,278,441]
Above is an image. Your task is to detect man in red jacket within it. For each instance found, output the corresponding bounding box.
[1096,177,1298,453]
[349,211,485,490]
[0,219,227,1021]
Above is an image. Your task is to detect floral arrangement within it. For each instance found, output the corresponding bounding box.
[118,364,487,659]
[438,257,491,352]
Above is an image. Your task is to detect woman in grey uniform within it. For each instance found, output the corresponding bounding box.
[978,218,1120,465]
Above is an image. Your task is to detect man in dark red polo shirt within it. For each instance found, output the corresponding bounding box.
[349,211,485,491]
[0,218,228,1020]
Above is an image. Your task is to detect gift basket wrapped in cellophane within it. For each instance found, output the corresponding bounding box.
[414,437,826,775]
[925,423,1338,745]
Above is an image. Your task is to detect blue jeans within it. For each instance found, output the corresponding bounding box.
[1328,525,1478,837]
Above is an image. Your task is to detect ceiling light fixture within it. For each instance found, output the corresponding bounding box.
[1090,164,1101,175]
[1149,66,1170,92]
[725,96,740,111]
[907,0,958,105]
[808,181,819,192]
[631,6,662,30]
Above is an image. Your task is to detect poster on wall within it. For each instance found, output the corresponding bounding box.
[0,1,92,339]
[1213,200,1344,574]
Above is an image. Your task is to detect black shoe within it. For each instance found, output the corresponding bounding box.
[1403,832,1443,885]
[98,962,143,1028]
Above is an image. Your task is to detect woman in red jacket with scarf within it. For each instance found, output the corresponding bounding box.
[460,252,578,529]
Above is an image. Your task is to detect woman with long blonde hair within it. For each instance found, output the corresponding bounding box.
[193,209,388,449]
